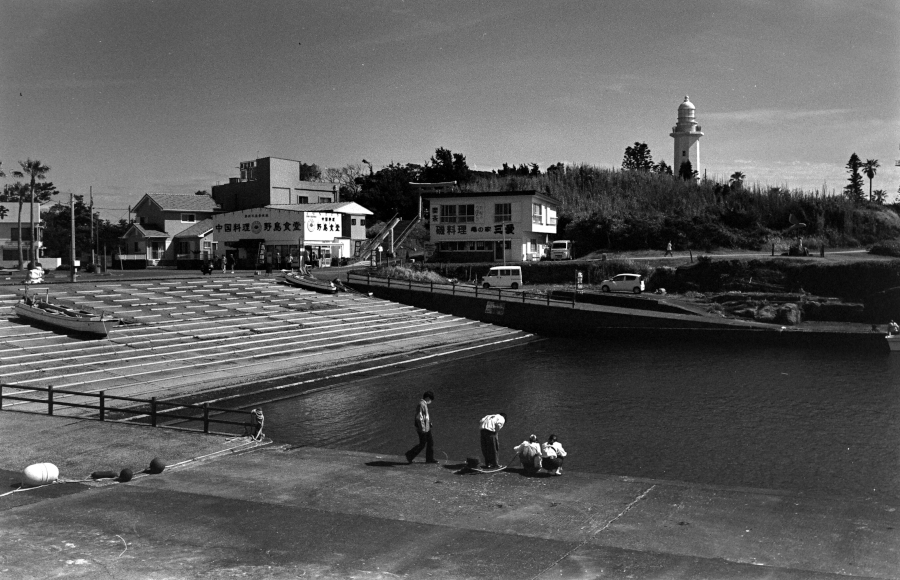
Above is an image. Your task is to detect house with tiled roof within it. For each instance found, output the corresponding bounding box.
[119,193,220,266]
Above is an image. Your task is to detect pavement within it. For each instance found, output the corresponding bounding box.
[1,412,897,579]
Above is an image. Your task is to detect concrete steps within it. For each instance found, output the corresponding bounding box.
[1,276,533,416]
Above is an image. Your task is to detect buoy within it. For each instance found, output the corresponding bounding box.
[147,457,166,474]
[91,470,118,480]
[23,463,59,487]
[118,468,133,482]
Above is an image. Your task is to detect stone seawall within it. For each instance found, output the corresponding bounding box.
[348,277,888,350]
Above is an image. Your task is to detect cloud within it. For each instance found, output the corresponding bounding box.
[704,108,853,126]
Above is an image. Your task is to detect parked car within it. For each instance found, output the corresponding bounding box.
[548,240,574,260]
[600,273,645,294]
[481,266,523,289]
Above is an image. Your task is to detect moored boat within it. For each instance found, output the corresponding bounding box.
[280,270,338,294]
[14,293,114,336]
[886,334,900,351]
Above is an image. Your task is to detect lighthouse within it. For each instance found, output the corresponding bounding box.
[670,96,703,177]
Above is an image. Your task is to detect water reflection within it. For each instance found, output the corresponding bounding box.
[264,338,900,500]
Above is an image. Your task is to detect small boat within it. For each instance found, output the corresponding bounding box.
[15,291,114,336]
[887,334,900,351]
[280,270,338,294]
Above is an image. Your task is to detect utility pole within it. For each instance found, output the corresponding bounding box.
[90,186,95,266]
[70,192,76,283]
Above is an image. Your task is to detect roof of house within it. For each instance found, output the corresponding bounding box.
[265,202,373,215]
[421,189,561,204]
[134,193,220,213]
[173,218,215,239]
[120,223,169,239]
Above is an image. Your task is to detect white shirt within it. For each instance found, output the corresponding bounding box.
[479,414,505,432]
[514,441,541,457]
[541,441,567,458]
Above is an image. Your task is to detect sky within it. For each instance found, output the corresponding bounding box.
[1,0,898,222]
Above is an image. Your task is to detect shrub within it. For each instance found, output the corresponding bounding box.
[869,240,900,258]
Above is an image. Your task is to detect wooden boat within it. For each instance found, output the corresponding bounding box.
[886,334,900,351]
[15,293,114,336]
[280,270,338,294]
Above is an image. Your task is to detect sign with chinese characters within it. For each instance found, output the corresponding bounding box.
[432,223,515,237]
[212,209,341,243]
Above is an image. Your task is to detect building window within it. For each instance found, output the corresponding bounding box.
[532,203,543,224]
[494,203,511,223]
[10,228,32,241]
[682,150,686,157]
[181,213,196,223]
[203,241,211,251]
[351,219,357,226]
[133,242,140,253]
[139,216,146,225]
[177,241,190,254]
[440,204,475,223]
[297,195,309,204]
[318,196,332,203]
[530,238,537,252]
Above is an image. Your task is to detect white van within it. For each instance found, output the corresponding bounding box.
[482,266,523,289]
[549,240,574,260]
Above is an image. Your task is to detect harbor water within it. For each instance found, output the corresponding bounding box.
[262,338,900,500]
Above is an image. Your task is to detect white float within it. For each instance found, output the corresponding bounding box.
[23,463,59,486]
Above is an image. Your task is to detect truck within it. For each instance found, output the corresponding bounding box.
[548,240,574,260]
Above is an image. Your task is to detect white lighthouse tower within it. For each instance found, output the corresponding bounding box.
[670,96,703,176]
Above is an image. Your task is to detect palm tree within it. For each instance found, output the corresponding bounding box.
[13,159,50,264]
[873,189,887,204]
[729,171,745,189]
[862,159,879,202]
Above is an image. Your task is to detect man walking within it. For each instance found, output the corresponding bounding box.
[479,412,507,468]
[664,241,673,257]
[405,391,436,464]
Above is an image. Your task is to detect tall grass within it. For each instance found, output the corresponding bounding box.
[463,164,900,251]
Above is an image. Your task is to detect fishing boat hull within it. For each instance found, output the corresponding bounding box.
[280,271,338,294]
[14,302,111,336]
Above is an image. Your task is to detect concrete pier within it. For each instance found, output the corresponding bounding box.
[1,412,897,579]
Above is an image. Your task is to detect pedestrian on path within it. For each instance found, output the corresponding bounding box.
[405,391,436,464]
[540,434,567,476]
[226,253,235,273]
[665,241,673,256]
[479,413,506,468]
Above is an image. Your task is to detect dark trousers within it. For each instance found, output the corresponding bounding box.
[480,428,500,467]
[406,430,434,462]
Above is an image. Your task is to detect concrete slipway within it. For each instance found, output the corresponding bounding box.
[0,412,897,579]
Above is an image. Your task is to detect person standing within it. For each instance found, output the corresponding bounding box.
[226,253,235,273]
[479,413,507,468]
[664,241,673,257]
[405,391,436,464]
[540,434,567,476]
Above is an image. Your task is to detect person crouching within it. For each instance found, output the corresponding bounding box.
[541,434,567,476]
[514,434,541,475]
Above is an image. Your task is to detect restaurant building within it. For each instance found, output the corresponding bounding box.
[423,190,559,262]
[210,202,372,268]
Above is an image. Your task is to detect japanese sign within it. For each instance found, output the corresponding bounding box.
[212,209,341,243]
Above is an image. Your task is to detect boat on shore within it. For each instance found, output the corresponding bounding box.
[280,270,338,294]
[14,292,114,336]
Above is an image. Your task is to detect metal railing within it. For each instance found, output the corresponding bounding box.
[349,271,582,308]
[0,383,253,435]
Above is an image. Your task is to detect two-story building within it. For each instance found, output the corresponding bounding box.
[423,190,559,262]
[211,157,338,212]
[0,203,47,269]
[119,193,220,265]
[210,202,372,269]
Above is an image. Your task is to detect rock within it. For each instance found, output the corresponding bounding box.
[754,305,778,322]
[733,308,757,319]
[776,303,802,325]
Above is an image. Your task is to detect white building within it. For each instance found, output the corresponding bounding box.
[423,190,559,262]
[670,96,704,176]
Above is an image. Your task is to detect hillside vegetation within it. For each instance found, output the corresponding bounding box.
[463,165,900,254]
